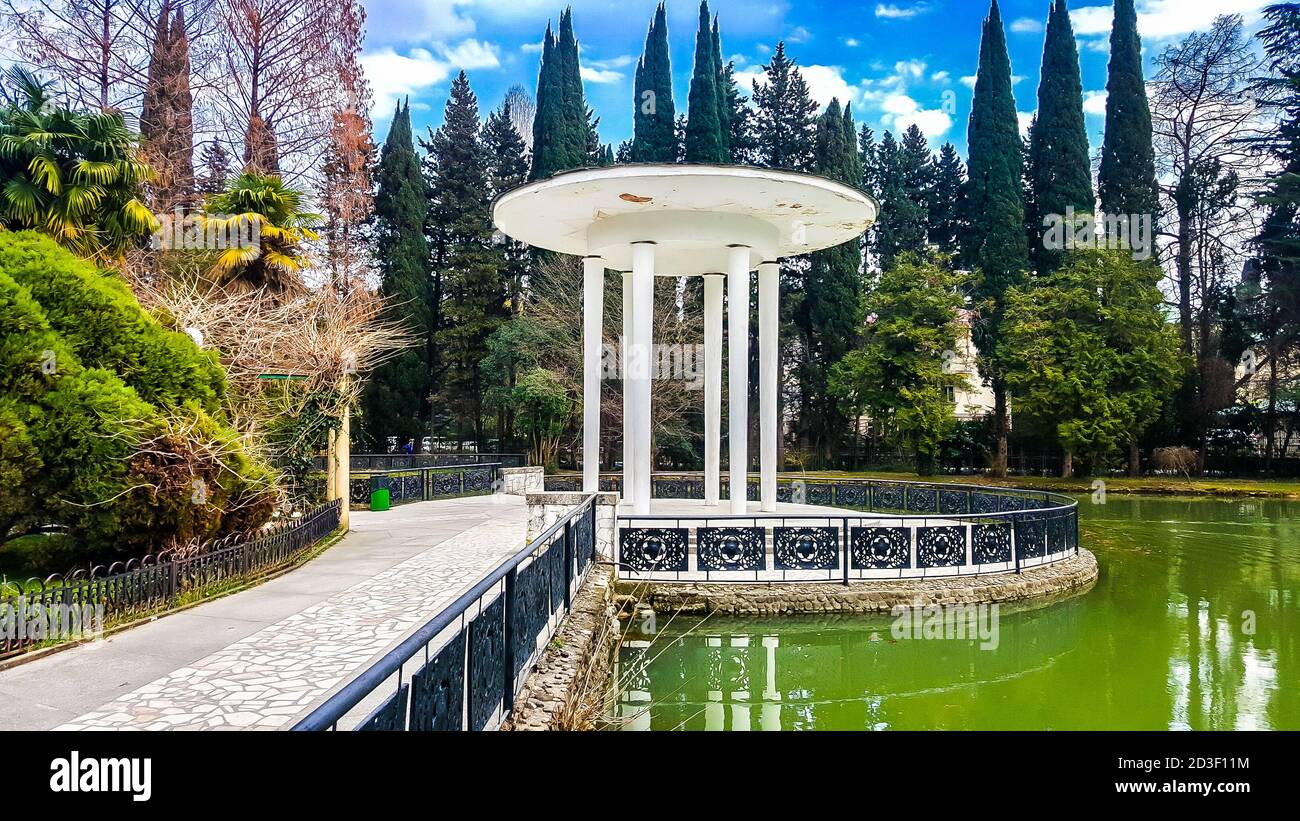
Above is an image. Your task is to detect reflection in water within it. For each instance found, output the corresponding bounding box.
[617,496,1300,730]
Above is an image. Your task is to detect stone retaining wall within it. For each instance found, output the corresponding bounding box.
[503,569,619,731]
[624,549,1099,616]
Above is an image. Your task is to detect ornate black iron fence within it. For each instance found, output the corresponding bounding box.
[349,463,501,508]
[293,496,598,732]
[613,477,1079,583]
[0,500,342,656]
[314,453,527,472]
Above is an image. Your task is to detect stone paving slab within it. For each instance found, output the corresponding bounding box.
[0,495,528,731]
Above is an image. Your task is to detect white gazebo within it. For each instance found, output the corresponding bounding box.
[493,164,877,516]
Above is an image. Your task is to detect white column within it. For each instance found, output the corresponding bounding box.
[621,272,634,505]
[727,245,751,515]
[582,257,604,493]
[703,274,723,507]
[759,261,779,512]
[631,242,656,515]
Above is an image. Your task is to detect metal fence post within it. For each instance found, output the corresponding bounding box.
[841,517,850,586]
[563,517,573,610]
[503,568,517,716]
[1013,514,1021,574]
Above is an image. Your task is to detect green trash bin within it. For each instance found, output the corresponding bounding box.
[370,488,390,511]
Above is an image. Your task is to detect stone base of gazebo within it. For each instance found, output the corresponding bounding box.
[619,548,1099,617]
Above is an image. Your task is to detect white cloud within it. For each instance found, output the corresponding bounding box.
[586,54,634,70]
[931,70,951,84]
[365,0,476,47]
[363,40,501,116]
[1072,0,1269,42]
[520,41,544,54]
[1018,111,1035,137]
[787,26,813,43]
[1083,90,1108,115]
[844,37,860,47]
[895,59,928,81]
[738,64,859,109]
[438,39,501,69]
[1011,17,1044,34]
[880,92,953,139]
[875,2,931,19]
[580,67,624,84]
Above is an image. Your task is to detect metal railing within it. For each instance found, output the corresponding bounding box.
[613,477,1079,584]
[1,500,342,656]
[293,495,598,731]
[314,453,527,472]
[350,463,501,508]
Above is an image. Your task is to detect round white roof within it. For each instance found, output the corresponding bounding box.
[492,164,877,275]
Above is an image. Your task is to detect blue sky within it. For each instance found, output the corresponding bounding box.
[362,0,1273,158]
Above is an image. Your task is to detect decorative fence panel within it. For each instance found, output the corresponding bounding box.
[1,501,342,657]
[349,464,501,509]
[293,497,599,732]
[613,477,1079,583]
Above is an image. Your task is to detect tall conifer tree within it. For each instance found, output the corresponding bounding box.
[799,98,864,462]
[961,0,1027,477]
[631,3,676,163]
[1097,0,1159,224]
[428,73,507,448]
[1030,0,1094,272]
[751,42,817,170]
[685,1,727,162]
[712,15,731,160]
[530,10,589,179]
[361,101,433,447]
[929,142,966,254]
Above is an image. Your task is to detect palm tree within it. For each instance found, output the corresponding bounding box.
[0,66,156,260]
[198,172,321,293]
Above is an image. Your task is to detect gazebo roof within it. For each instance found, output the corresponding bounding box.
[492,163,878,275]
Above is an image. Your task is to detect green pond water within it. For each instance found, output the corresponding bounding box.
[616,495,1300,730]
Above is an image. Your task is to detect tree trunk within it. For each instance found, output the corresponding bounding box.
[991,381,1009,478]
[1061,450,1074,479]
[1265,347,1280,470]
[1128,440,1141,478]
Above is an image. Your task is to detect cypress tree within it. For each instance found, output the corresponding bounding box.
[1030,0,1094,272]
[751,42,818,170]
[428,72,507,449]
[529,11,588,180]
[556,8,589,169]
[361,101,433,447]
[929,142,966,254]
[712,15,731,160]
[685,1,727,163]
[1097,0,1159,224]
[529,24,559,180]
[631,3,676,163]
[961,0,1027,477]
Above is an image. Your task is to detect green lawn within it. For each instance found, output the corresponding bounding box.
[787,470,1300,499]
[552,469,1300,500]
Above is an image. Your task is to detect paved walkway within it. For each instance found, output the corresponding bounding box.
[0,495,528,731]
